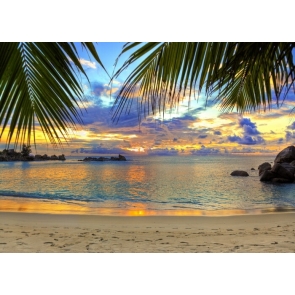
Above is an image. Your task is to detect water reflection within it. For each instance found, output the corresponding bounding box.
[1,197,295,216]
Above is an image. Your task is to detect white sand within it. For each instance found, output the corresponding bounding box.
[1,212,295,252]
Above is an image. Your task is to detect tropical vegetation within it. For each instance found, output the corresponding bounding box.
[1,42,294,147]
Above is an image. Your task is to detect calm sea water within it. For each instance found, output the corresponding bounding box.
[1,155,295,215]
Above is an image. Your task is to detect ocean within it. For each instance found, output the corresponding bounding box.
[1,155,295,216]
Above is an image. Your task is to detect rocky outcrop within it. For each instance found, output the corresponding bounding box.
[80,154,127,162]
[259,146,295,183]
[260,170,276,181]
[258,162,271,176]
[0,149,66,161]
[230,170,249,177]
[274,146,295,163]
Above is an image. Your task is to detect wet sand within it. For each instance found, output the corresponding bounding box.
[1,212,295,252]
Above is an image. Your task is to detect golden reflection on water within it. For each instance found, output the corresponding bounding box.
[1,197,293,216]
[126,166,146,183]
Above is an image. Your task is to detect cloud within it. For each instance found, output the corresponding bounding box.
[285,131,295,142]
[227,117,265,145]
[79,58,96,69]
[214,130,222,135]
[198,134,207,139]
[287,122,295,130]
[228,134,265,145]
[190,145,220,155]
[147,148,179,156]
[239,117,256,129]
[72,146,127,155]
[277,138,284,144]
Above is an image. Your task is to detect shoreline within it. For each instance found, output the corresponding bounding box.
[1,211,295,252]
[1,195,295,217]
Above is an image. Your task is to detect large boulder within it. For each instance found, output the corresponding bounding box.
[258,162,271,176]
[260,170,276,181]
[271,163,294,181]
[280,162,295,175]
[274,146,295,163]
[230,170,249,177]
[50,155,58,160]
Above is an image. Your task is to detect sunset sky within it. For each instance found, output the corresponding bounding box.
[2,42,295,156]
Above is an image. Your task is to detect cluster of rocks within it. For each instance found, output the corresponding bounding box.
[231,146,295,184]
[259,146,295,183]
[79,154,126,162]
[0,149,66,161]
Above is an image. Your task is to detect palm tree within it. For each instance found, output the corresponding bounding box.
[112,42,295,121]
[0,42,106,147]
[1,42,295,147]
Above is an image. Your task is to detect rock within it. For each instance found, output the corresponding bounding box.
[274,146,295,163]
[230,170,249,177]
[0,156,7,161]
[271,163,294,181]
[50,155,58,160]
[118,154,126,161]
[289,160,295,167]
[251,168,255,170]
[272,178,292,183]
[258,162,271,176]
[260,170,276,181]
[81,155,127,162]
[280,162,295,175]
[58,154,66,160]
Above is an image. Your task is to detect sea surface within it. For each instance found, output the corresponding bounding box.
[1,155,295,216]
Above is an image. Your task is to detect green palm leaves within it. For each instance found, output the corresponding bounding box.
[112,42,295,120]
[1,42,294,147]
[0,42,106,147]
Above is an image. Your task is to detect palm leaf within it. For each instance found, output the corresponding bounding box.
[0,42,106,148]
[112,42,295,120]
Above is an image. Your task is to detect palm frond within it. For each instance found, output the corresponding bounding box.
[0,42,106,148]
[112,42,295,121]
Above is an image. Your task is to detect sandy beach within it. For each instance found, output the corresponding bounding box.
[1,211,295,253]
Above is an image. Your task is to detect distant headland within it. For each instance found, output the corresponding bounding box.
[78,154,127,162]
[0,145,65,162]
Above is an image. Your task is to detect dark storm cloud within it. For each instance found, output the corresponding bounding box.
[198,135,207,139]
[214,130,222,135]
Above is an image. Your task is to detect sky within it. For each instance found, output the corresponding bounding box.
[2,42,295,156]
